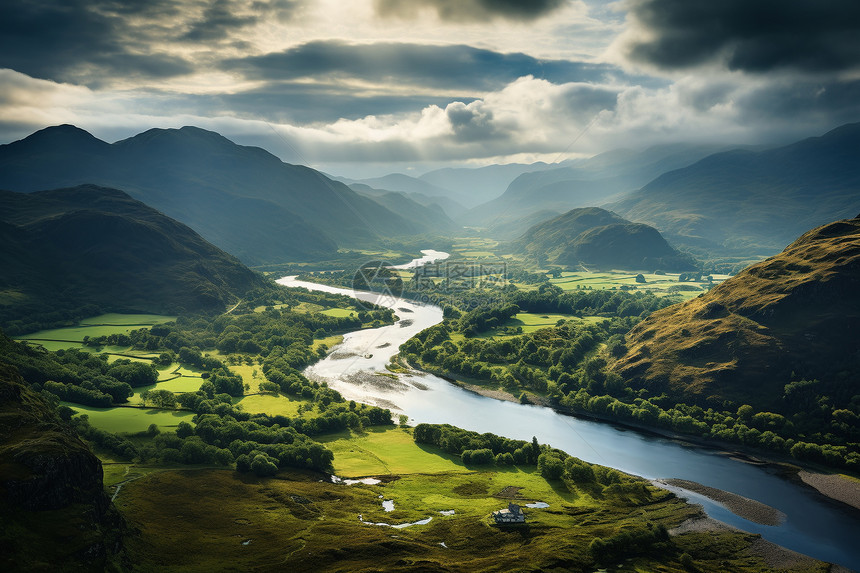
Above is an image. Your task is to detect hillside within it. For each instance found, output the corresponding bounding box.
[612,214,860,411]
[0,185,267,331]
[0,360,124,570]
[0,125,455,264]
[608,123,860,255]
[511,207,696,271]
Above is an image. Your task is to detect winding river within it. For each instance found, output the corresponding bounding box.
[278,258,860,570]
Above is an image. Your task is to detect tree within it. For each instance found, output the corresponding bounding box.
[634,274,646,284]
[537,452,564,480]
[149,389,177,409]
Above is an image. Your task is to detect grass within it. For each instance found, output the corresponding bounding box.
[114,427,790,572]
[547,270,719,301]
[320,308,355,318]
[14,313,176,350]
[450,311,605,342]
[65,403,194,434]
[233,394,305,417]
[313,334,343,353]
[320,427,467,476]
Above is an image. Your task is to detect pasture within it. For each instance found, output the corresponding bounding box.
[66,403,194,434]
[15,313,175,351]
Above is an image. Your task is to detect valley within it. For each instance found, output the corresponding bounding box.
[2,128,859,572]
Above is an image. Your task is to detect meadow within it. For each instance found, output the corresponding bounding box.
[115,425,791,572]
[65,403,194,434]
[15,313,175,351]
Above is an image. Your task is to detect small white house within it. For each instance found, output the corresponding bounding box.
[492,503,525,524]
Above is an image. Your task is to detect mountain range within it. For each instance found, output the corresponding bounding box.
[0,125,457,265]
[608,123,860,254]
[460,144,728,239]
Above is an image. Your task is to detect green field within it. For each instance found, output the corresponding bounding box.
[320,308,355,318]
[232,393,305,417]
[15,313,175,350]
[321,427,467,476]
[450,311,605,342]
[546,270,719,300]
[66,403,194,434]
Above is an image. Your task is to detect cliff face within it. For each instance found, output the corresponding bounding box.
[612,216,860,410]
[0,362,124,569]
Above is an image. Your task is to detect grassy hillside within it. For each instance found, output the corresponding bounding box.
[0,185,268,332]
[613,214,860,412]
[0,125,456,264]
[609,123,860,255]
[510,207,696,271]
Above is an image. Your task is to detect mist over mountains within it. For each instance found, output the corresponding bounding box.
[0,125,458,265]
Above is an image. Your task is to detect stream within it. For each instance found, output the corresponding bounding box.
[277,257,860,570]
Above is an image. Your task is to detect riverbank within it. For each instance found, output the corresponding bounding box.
[417,362,860,521]
[668,517,850,572]
[659,479,785,526]
[798,471,860,512]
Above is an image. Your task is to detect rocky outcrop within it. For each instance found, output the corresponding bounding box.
[0,362,125,570]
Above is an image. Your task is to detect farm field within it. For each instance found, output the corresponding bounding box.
[65,403,194,434]
[232,393,305,417]
[450,311,604,342]
[15,313,175,351]
[547,270,720,300]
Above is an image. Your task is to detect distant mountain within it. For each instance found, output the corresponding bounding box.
[338,173,456,201]
[419,163,547,208]
[510,207,696,271]
[347,183,465,222]
[612,214,860,410]
[0,185,268,329]
[352,188,458,232]
[463,144,727,235]
[0,125,453,264]
[608,123,860,255]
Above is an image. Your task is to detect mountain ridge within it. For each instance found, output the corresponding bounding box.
[0,125,457,264]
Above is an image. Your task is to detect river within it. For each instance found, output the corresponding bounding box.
[277,264,860,570]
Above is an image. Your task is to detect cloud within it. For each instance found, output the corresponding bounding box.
[615,0,860,73]
[0,0,301,86]
[223,40,622,91]
[374,0,567,22]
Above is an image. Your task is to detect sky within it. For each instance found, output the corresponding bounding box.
[1,0,859,178]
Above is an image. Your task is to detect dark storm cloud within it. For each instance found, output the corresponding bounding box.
[622,0,860,73]
[0,0,195,84]
[0,0,298,85]
[736,79,860,125]
[374,0,566,22]
[181,0,258,42]
[146,83,476,124]
[223,41,622,90]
